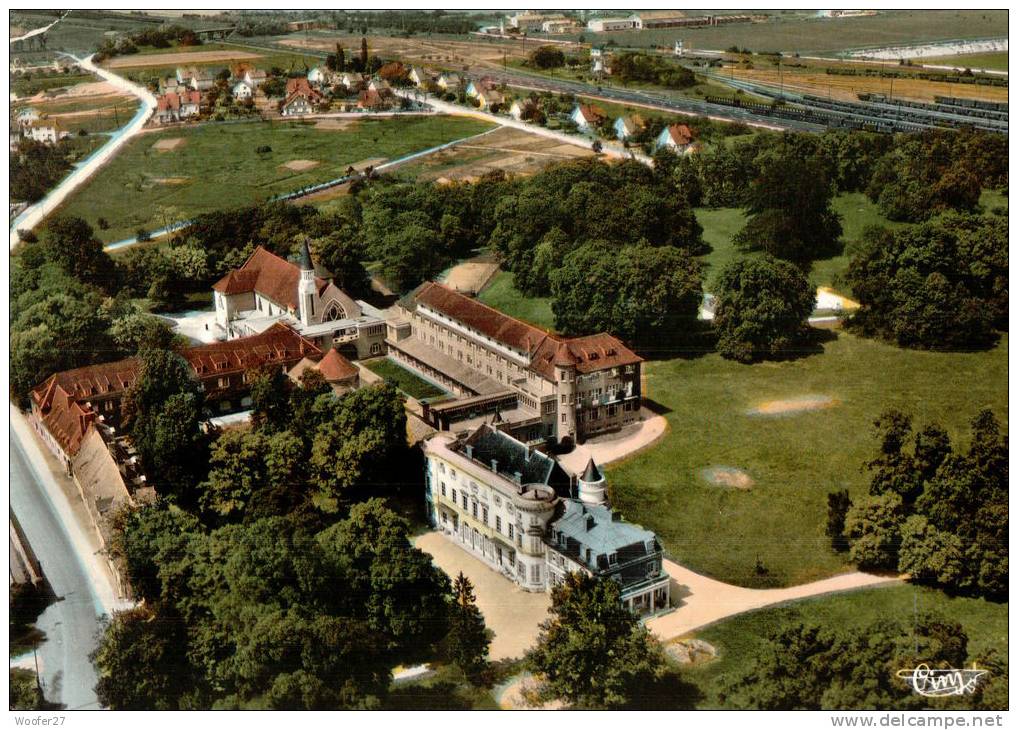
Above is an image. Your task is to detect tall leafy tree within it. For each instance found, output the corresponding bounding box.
[712,256,815,363]
[734,148,843,266]
[443,573,490,684]
[43,216,118,292]
[526,572,666,708]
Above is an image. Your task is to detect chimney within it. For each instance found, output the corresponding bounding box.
[513,471,522,484]
[465,444,473,459]
[585,514,595,531]
[491,458,498,473]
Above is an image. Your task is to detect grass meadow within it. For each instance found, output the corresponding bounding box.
[680,584,1007,708]
[51,115,495,243]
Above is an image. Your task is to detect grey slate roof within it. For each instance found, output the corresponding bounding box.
[459,423,568,488]
[549,499,658,571]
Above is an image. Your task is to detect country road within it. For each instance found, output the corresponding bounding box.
[9,11,67,44]
[10,428,102,709]
[10,53,156,250]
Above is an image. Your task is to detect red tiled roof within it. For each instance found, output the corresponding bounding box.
[666,124,694,145]
[212,246,326,311]
[575,104,606,123]
[357,89,384,108]
[410,282,642,380]
[184,322,322,378]
[316,348,358,381]
[30,324,321,457]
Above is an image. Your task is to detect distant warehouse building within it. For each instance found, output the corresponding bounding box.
[632,10,690,29]
[586,16,638,32]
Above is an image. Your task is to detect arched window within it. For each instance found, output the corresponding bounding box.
[322,300,346,322]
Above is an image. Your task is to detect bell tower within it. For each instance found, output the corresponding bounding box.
[297,239,316,327]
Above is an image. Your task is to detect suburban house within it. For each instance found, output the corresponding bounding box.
[24,121,70,144]
[509,98,537,120]
[570,103,606,131]
[287,348,360,395]
[475,88,504,111]
[176,66,214,91]
[159,76,187,95]
[15,107,39,126]
[614,114,645,141]
[386,281,643,446]
[280,77,325,116]
[340,72,364,91]
[243,67,267,88]
[212,242,387,359]
[357,88,391,111]
[408,66,430,87]
[231,80,254,100]
[29,323,323,472]
[655,123,696,152]
[307,66,332,87]
[465,76,496,98]
[368,78,392,93]
[155,90,202,124]
[423,424,670,614]
[436,73,462,92]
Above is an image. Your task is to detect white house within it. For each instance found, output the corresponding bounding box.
[408,66,430,87]
[436,73,462,92]
[509,98,536,120]
[614,115,644,141]
[475,88,504,111]
[231,80,254,100]
[25,122,70,144]
[307,66,330,87]
[570,103,605,131]
[244,68,267,87]
[340,72,362,90]
[655,123,695,152]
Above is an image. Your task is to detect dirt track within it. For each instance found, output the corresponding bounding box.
[104,49,262,69]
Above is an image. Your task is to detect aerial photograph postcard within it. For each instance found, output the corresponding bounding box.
[8,4,1009,719]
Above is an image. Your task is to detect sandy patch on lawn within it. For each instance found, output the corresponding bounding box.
[282,159,320,171]
[104,49,261,69]
[749,395,838,416]
[443,261,499,295]
[153,177,189,185]
[701,466,753,490]
[665,638,718,666]
[26,81,120,103]
[152,137,186,152]
[314,118,358,131]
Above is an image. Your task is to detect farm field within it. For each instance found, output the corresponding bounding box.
[681,584,1008,708]
[17,92,141,134]
[607,332,1007,588]
[922,51,1009,71]
[51,115,495,244]
[561,10,1007,54]
[103,48,263,69]
[393,125,594,183]
[727,65,1009,104]
[275,30,537,70]
[105,41,324,84]
[11,72,98,98]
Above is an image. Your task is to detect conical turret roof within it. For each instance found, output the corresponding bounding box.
[299,239,313,271]
[580,457,602,483]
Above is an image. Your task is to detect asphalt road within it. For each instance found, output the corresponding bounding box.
[10,432,103,710]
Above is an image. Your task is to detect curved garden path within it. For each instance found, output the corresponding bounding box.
[648,561,901,642]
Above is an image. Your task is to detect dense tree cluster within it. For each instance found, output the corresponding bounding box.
[847,213,1007,351]
[11,139,78,203]
[612,52,696,89]
[94,24,201,62]
[527,572,667,708]
[712,256,815,363]
[94,500,451,709]
[10,218,175,403]
[718,615,1006,710]
[528,46,565,69]
[835,409,1007,601]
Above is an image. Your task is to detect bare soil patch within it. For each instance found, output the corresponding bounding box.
[152,177,189,185]
[443,261,500,295]
[665,638,718,666]
[314,118,358,131]
[701,466,754,490]
[282,159,320,171]
[749,395,838,416]
[152,137,186,152]
[347,156,387,171]
[104,49,262,69]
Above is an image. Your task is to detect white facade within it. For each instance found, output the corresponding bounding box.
[232,81,253,99]
[587,17,637,32]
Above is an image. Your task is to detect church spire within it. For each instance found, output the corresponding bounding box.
[299,239,313,271]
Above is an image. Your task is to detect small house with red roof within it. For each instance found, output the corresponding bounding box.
[655,123,695,153]
[287,348,360,395]
[280,77,326,116]
[155,89,202,124]
[570,103,606,131]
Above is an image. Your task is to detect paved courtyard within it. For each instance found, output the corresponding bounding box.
[414,531,550,661]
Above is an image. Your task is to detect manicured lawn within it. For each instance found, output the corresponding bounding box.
[364,358,447,401]
[476,271,556,332]
[698,192,909,293]
[608,332,1008,587]
[51,115,495,243]
[681,585,1008,708]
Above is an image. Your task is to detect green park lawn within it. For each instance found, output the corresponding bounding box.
[680,584,1008,708]
[363,358,447,401]
[51,115,495,244]
[607,332,1007,588]
[922,51,1009,71]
